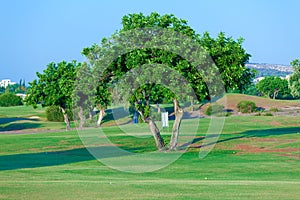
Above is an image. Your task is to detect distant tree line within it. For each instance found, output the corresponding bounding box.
[0,79,27,94]
[0,79,27,107]
[252,68,291,78]
[230,60,300,100]
[289,59,300,98]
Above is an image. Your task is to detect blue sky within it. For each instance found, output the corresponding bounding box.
[1,0,300,83]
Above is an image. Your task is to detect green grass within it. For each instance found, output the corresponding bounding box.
[0,105,73,132]
[0,116,300,199]
[0,105,46,118]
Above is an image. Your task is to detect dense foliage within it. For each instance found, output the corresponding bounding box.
[289,59,300,98]
[256,76,290,99]
[237,100,256,113]
[0,93,23,107]
[200,32,254,92]
[46,105,64,122]
[25,61,79,130]
[82,12,254,150]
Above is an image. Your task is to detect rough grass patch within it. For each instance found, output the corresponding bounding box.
[269,107,279,112]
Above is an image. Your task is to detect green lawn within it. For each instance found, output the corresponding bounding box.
[0,105,46,118]
[0,116,299,199]
[0,105,73,132]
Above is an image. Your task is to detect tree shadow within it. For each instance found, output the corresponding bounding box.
[224,109,234,113]
[0,122,42,132]
[0,146,141,171]
[256,107,265,111]
[100,107,131,125]
[105,107,129,120]
[178,136,205,149]
[0,117,41,132]
[217,127,300,143]
[0,117,39,125]
[102,105,204,124]
[186,127,300,149]
[182,112,204,120]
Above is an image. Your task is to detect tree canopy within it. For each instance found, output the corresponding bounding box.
[200,32,253,92]
[25,61,79,130]
[256,76,290,99]
[81,12,253,150]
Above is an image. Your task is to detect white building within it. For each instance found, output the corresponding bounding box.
[16,93,26,100]
[253,77,265,84]
[279,75,291,80]
[0,79,16,88]
[285,74,291,80]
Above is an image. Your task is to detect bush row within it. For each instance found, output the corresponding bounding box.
[46,105,73,122]
[0,93,23,107]
[205,100,260,115]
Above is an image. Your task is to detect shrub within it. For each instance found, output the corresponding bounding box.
[205,104,224,116]
[46,105,64,122]
[237,101,256,113]
[254,112,262,116]
[225,112,232,117]
[0,93,23,107]
[264,112,273,116]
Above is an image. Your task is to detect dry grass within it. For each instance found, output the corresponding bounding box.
[207,93,300,113]
[227,93,299,109]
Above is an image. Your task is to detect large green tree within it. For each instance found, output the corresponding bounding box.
[289,59,300,98]
[200,32,253,92]
[82,12,253,150]
[25,61,79,130]
[256,76,290,99]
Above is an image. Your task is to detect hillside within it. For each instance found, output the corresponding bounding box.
[220,94,299,110]
[246,63,293,77]
[198,94,300,116]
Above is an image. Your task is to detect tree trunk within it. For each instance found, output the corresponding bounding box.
[137,110,165,150]
[148,118,165,150]
[190,97,194,111]
[97,108,105,127]
[157,103,161,113]
[169,99,183,150]
[273,89,279,99]
[78,107,85,130]
[89,110,93,121]
[61,107,71,131]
